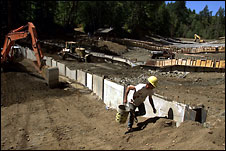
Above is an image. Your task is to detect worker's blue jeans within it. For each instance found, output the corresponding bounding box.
[128,102,146,128]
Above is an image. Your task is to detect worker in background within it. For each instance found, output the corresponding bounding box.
[123,76,158,132]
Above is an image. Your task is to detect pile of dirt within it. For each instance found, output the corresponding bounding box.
[97,40,128,55]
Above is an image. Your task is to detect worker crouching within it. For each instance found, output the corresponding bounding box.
[123,76,158,132]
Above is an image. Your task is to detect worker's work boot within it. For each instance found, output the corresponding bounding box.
[127,126,133,132]
[134,115,138,123]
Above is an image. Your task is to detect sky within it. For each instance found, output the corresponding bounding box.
[165,1,225,16]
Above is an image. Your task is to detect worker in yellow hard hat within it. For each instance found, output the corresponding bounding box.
[123,76,158,133]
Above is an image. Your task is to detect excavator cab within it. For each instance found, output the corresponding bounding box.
[10,44,24,62]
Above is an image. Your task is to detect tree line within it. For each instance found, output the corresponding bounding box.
[2,1,225,40]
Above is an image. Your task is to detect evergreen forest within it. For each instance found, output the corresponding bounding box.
[1,1,225,41]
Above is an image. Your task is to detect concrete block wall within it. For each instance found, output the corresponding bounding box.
[47,58,206,127]
[19,47,208,126]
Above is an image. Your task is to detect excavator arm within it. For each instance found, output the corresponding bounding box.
[1,22,44,72]
[1,22,59,88]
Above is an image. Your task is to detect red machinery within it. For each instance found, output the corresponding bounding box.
[1,22,45,72]
[1,22,59,88]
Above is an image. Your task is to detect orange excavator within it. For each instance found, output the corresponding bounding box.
[1,22,59,88]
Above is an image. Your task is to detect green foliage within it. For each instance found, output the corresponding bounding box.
[6,1,225,39]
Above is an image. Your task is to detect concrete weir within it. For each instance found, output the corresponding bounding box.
[20,46,208,127]
[47,57,207,127]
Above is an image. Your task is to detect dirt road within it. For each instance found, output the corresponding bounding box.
[1,59,225,150]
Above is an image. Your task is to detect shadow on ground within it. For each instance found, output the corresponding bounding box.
[125,116,168,134]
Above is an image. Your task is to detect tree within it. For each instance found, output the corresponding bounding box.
[154,2,171,37]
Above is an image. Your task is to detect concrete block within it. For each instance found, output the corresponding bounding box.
[26,48,37,61]
[52,60,57,67]
[71,70,77,81]
[45,66,59,88]
[93,74,104,100]
[201,108,207,123]
[46,57,52,67]
[86,73,93,90]
[192,107,208,123]
[57,62,66,76]
[20,47,27,58]
[66,66,72,79]
[66,66,70,78]
[104,79,125,109]
[77,70,86,86]
[184,106,197,121]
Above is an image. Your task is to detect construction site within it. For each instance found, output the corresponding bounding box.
[1,21,225,150]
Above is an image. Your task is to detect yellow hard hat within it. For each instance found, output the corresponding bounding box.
[148,76,158,88]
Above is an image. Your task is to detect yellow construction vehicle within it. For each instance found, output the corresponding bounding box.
[58,41,92,62]
[194,34,205,43]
